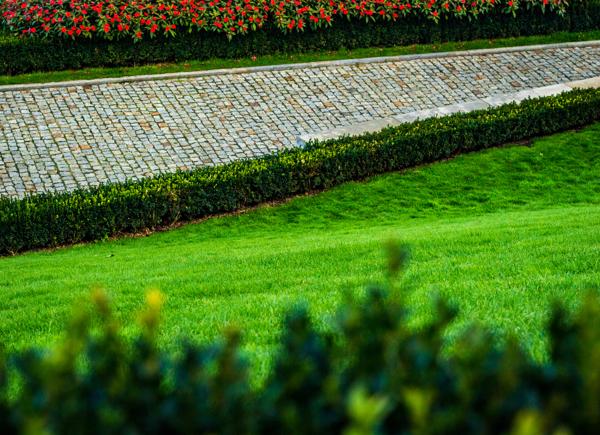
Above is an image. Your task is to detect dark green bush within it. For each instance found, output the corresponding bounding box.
[0,262,599,433]
[2,89,600,255]
[0,6,598,75]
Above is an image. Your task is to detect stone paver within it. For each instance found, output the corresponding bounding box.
[1,43,600,198]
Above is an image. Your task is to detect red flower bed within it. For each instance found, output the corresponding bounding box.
[0,0,569,40]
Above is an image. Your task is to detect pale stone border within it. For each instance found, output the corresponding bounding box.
[295,77,600,146]
[0,40,599,92]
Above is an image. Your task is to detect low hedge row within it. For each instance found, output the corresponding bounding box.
[1,4,599,75]
[1,276,600,433]
[2,88,600,255]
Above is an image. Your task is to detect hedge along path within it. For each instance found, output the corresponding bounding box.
[2,88,600,254]
[1,41,600,199]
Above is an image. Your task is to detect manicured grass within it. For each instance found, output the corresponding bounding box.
[1,123,599,380]
[1,30,599,85]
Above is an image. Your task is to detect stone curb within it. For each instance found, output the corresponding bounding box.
[1,40,599,92]
[295,77,600,146]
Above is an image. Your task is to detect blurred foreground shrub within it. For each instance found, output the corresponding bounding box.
[0,271,599,433]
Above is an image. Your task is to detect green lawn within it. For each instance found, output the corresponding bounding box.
[1,30,600,85]
[1,123,600,379]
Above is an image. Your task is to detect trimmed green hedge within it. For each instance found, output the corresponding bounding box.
[1,271,600,433]
[2,88,600,255]
[1,4,599,75]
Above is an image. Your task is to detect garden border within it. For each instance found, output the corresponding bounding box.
[2,88,600,255]
[2,3,599,76]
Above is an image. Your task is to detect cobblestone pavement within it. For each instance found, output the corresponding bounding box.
[1,44,600,197]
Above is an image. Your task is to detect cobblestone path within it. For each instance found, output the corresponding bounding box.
[1,43,600,197]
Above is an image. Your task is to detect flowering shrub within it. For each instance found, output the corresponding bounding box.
[0,0,570,40]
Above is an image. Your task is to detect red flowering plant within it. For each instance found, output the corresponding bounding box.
[0,0,570,41]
